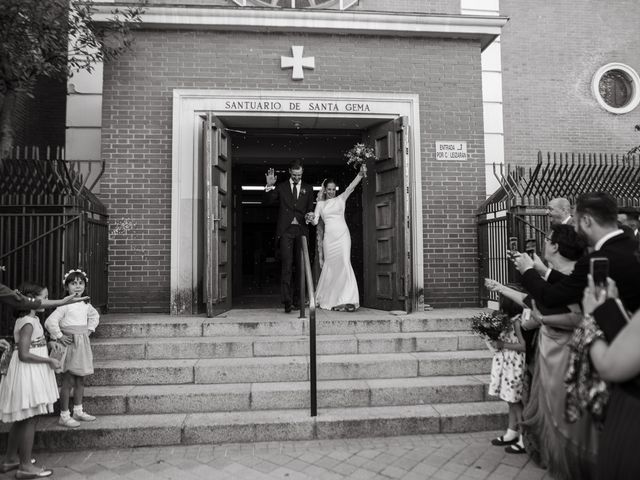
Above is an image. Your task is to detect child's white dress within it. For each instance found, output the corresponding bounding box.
[0,316,59,422]
[45,302,99,376]
[488,323,526,403]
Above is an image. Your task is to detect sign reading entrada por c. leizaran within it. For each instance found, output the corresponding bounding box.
[223,99,372,113]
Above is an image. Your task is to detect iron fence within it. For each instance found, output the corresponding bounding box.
[0,147,108,336]
[478,151,640,304]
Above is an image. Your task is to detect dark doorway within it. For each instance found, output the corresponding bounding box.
[230,128,365,308]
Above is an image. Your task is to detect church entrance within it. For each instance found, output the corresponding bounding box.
[230,128,364,308]
[199,113,412,315]
[173,90,423,316]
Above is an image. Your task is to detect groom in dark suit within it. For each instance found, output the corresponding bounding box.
[264,160,315,313]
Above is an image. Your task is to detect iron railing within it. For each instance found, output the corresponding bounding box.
[0,147,108,335]
[477,151,640,304]
[299,236,317,417]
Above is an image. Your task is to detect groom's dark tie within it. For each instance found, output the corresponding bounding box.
[293,182,298,201]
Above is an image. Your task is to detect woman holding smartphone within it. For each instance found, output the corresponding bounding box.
[583,278,640,480]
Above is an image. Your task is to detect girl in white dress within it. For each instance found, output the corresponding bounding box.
[0,282,58,478]
[311,165,365,311]
[45,269,99,428]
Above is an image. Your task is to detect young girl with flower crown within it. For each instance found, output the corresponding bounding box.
[44,269,99,428]
[488,293,527,454]
[0,282,58,478]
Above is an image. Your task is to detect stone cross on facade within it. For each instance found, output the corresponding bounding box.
[280,46,315,80]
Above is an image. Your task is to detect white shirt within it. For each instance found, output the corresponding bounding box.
[44,302,100,340]
[594,229,624,252]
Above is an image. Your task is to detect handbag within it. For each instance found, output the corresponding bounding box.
[48,340,67,373]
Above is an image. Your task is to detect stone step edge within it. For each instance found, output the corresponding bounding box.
[82,375,498,414]
[94,315,479,338]
[99,309,486,324]
[91,331,479,343]
[91,332,485,360]
[93,350,493,366]
[87,351,492,386]
[25,402,507,451]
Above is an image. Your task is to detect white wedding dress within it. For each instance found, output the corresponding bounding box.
[312,175,361,310]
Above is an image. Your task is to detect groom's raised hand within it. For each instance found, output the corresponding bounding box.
[265,168,277,187]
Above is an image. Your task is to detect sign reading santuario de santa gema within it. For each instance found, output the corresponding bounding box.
[223,99,372,113]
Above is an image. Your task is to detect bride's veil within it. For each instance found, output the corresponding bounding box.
[316,180,326,268]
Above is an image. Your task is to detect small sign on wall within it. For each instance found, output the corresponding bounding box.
[435,141,467,160]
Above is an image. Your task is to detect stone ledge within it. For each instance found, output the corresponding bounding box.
[4,402,506,451]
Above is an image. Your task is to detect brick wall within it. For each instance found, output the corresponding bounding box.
[101,30,485,311]
[501,0,640,165]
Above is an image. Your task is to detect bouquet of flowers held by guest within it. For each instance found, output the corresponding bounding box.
[344,143,377,177]
[470,311,512,352]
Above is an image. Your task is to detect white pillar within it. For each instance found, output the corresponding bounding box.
[461,0,504,196]
[66,63,103,191]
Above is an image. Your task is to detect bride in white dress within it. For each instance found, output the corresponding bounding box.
[309,165,366,310]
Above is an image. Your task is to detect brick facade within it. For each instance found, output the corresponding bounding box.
[500,0,640,165]
[100,28,486,312]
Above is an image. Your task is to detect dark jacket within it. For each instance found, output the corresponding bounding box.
[264,181,315,240]
[521,232,640,313]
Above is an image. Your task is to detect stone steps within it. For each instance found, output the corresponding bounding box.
[3,308,505,451]
[28,402,507,451]
[91,332,486,360]
[82,375,497,415]
[93,310,483,338]
[87,351,493,386]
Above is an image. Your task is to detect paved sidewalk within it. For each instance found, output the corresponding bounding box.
[0,431,551,480]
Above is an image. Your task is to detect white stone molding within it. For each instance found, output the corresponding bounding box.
[92,5,506,50]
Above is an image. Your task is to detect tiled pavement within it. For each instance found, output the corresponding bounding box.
[0,431,552,480]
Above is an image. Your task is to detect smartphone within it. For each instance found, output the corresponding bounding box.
[508,236,518,253]
[525,238,536,258]
[593,298,630,342]
[590,257,609,292]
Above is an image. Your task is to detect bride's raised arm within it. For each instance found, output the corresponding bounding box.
[342,165,366,201]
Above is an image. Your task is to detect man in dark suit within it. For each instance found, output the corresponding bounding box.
[264,160,315,313]
[618,207,640,250]
[512,192,640,313]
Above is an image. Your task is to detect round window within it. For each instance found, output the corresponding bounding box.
[592,63,640,114]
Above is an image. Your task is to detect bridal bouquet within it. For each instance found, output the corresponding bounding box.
[344,143,376,177]
[470,312,511,351]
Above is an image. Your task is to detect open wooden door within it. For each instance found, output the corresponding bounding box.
[202,113,232,317]
[362,116,412,312]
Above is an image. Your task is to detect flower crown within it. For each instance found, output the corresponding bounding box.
[63,269,88,283]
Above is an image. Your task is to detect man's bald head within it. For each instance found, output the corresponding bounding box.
[547,198,572,225]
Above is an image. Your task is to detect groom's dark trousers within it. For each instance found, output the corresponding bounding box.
[264,180,315,307]
[280,224,304,307]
